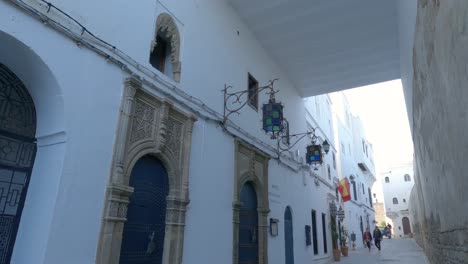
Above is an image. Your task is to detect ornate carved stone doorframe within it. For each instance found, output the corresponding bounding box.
[96,77,196,264]
[232,140,270,264]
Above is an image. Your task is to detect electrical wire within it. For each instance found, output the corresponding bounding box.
[6,0,326,173]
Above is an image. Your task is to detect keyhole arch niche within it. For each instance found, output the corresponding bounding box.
[96,77,196,264]
[150,13,182,82]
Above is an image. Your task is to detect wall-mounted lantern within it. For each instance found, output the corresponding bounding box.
[222,79,280,128]
[222,79,329,168]
[276,126,330,167]
[262,97,284,139]
[270,218,279,236]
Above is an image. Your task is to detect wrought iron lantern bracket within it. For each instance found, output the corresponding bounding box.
[222,79,279,126]
[276,127,318,159]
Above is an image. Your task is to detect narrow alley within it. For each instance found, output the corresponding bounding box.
[329,239,429,264]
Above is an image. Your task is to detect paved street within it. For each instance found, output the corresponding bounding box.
[328,238,429,264]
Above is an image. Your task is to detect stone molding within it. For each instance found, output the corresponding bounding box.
[232,140,270,264]
[96,76,196,264]
[152,13,182,82]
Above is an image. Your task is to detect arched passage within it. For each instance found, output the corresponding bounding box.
[0,30,65,263]
[238,182,258,264]
[402,217,411,235]
[0,63,37,264]
[284,206,294,264]
[119,155,169,264]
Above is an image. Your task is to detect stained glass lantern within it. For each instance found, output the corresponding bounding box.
[306,145,323,165]
[262,101,284,139]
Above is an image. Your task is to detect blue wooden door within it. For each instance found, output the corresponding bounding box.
[284,207,295,264]
[238,183,258,264]
[0,64,37,264]
[119,156,169,264]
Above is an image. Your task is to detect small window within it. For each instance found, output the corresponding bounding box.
[393,198,398,204]
[352,181,357,201]
[150,35,169,73]
[341,143,345,154]
[247,74,258,110]
[385,177,390,183]
[403,199,406,203]
[332,152,336,169]
[311,210,318,255]
[327,165,331,180]
[321,213,327,254]
[368,188,372,208]
[404,174,411,182]
[373,193,376,198]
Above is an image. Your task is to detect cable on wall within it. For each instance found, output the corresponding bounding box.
[6,0,336,179]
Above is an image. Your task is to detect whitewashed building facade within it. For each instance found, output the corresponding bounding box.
[381,164,414,238]
[0,1,343,264]
[0,1,390,264]
[329,92,376,248]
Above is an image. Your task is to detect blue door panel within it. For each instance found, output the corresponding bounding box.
[120,156,169,264]
[238,183,258,264]
[285,207,295,264]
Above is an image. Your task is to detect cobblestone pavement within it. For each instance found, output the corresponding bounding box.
[328,238,429,264]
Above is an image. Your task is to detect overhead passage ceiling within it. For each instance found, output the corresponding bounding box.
[228,0,401,97]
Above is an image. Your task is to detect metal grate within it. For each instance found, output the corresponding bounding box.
[0,63,37,264]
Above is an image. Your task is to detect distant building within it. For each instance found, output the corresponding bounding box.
[381,163,414,238]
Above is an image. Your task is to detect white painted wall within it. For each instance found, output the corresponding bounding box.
[0,1,332,264]
[397,0,417,134]
[380,164,414,238]
[1,2,125,263]
[0,0,401,263]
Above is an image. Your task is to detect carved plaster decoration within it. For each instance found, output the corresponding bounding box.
[153,13,182,82]
[96,77,196,264]
[232,140,270,264]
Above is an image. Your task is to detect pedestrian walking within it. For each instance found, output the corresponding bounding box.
[386,223,392,239]
[373,226,382,251]
[363,227,373,252]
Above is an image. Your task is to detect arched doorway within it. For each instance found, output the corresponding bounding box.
[119,155,169,264]
[359,216,364,245]
[0,63,37,264]
[284,206,295,264]
[402,217,411,235]
[238,182,258,264]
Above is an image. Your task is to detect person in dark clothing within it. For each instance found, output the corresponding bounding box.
[386,223,393,238]
[363,227,373,252]
[373,226,382,251]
